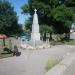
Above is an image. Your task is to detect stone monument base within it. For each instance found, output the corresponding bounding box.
[70,32,75,39]
[21,40,50,50]
[31,33,40,41]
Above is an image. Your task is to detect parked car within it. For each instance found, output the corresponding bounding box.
[20,36,26,41]
[20,35,31,41]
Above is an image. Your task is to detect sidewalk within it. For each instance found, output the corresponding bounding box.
[63,59,75,75]
[44,46,75,75]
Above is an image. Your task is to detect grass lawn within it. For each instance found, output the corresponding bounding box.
[50,39,75,46]
[65,40,75,45]
[0,48,13,59]
[0,39,13,59]
[0,53,13,59]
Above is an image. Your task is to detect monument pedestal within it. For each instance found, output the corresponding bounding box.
[31,33,40,41]
[31,33,41,47]
[70,32,75,39]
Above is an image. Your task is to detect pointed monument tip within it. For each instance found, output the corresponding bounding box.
[34,9,37,13]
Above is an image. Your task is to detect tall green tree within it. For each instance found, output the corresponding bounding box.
[22,0,59,25]
[40,25,54,40]
[51,5,75,34]
[0,0,22,36]
[22,0,75,39]
[65,0,75,7]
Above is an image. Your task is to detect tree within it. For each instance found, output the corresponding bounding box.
[22,0,59,35]
[22,0,59,25]
[40,25,54,40]
[0,0,22,36]
[65,0,75,7]
[51,5,75,34]
[15,24,23,36]
[22,0,75,40]
[24,18,32,31]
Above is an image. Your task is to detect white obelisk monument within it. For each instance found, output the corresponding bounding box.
[31,9,40,46]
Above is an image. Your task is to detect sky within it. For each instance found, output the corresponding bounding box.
[9,0,29,25]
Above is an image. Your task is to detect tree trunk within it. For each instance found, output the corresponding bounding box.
[3,39,5,46]
[49,33,52,40]
[66,33,70,41]
[43,32,46,41]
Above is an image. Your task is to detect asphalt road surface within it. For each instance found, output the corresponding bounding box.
[63,59,75,75]
[0,38,75,75]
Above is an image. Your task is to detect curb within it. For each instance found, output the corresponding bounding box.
[44,51,75,75]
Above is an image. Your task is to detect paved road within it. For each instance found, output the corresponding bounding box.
[63,59,75,75]
[0,38,75,75]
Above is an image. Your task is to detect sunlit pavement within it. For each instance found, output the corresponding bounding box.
[0,38,75,75]
[63,59,75,75]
